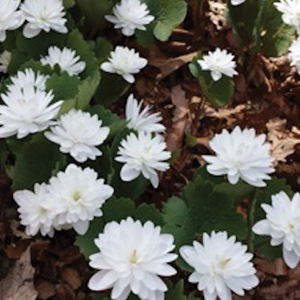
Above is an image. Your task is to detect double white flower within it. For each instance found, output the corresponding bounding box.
[274,0,300,34]
[0,0,24,42]
[101,46,147,83]
[125,94,165,133]
[0,69,62,139]
[105,0,154,36]
[253,191,300,268]
[14,164,114,236]
[45,109,110,163]
[115,132,171,188]
[180,231,259,300]
[41,46,86,76]
[197,48,238,81]
[88,217,177,300]
[21,0,68,38]
[203,126,275,187]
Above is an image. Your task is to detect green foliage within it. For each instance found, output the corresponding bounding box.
[95,72,130,106]
[76,0,112,33]
[75,217,104,258]
[102,197,136,223]
[46,72,80,101]
[189,57,234,107]
[163,175,247,269]
[227,0,261,47]
[253,0,295,57]
[12,134,65,190]
[136,0,187,45]
[227,0,294,57]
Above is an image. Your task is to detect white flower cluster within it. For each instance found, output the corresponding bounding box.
[45,109,110,163]
[0,68,62,139]
[105,0,154,36]
[197,48,238,81]
[101,46,147,83]
[203,126,275,187]
[253,191,300,268]
[88,225,258,300]
[41,46,86,76]
[14,164,114,237]
[115,94,169,188]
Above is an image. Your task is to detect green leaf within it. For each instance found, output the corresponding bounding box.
[94,37,113,65]
[75,217,104,258]
[162,197,195,271]
[166,280,186,300]
[183,176,247,239]
[135,204,164,226]
[227,0,261,47]
[63,0,75,8]
[77,0,112,33]
[198,70,234,107]
[12,134,65,190]
[102,197,135,223]
[46,72,80,101]
[257,0,295,57]
[95,72,130,106]
[142,0,187,42]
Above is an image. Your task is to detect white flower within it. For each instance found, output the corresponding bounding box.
[7,68,49,93]
[21,0,68,38]
[274,0,300,33]
[0,0,24,42]
[125,94,165,133]
[47,164,114,235]
[0,50,11,73]
[41,46,86,76]
[101,46,147,83]
[288,37,300,74]
[88,217,177,300]
[180,231,259,300]
[253,191,300,268]
[0,85,62,139]
[202,126,275,187]
[231,0,247,5]
[45,109,110,163]
[197,48,238,81]
[105,0,154,36]
[14,183,57,237]
[115,132,171,188]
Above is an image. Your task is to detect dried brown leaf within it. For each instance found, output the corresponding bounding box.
[266,118,300,165]
[255,257,288,276]
[0,245,38,300]
[149,52,197,81]
[166,85,191,151]
[204,104,246,125]
[60,267,81,291]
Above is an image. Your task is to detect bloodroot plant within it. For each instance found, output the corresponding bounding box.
[0,0,299,299]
